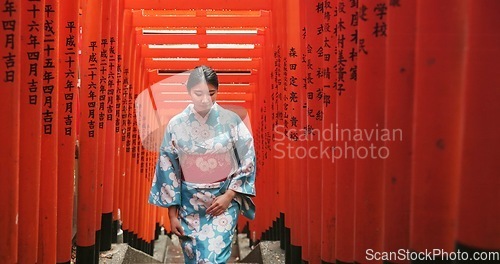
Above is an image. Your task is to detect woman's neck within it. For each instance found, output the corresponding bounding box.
[197,109,209,118]
[194,102,215,118]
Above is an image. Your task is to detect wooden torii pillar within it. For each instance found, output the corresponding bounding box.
[76,0,102,262]
[0,0,21,261]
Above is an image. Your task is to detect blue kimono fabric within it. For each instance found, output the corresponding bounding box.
[148,103,257,263]
[178,180,240,264]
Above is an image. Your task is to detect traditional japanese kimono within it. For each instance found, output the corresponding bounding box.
[149,102,256,264]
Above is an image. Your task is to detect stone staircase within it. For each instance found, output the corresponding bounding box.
[98,228,284,264]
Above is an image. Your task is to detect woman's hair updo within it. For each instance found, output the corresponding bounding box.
[186,65,219,91]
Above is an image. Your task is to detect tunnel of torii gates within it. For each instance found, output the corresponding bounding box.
[1,0,500,263]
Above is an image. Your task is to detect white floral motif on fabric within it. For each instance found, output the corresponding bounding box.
[198,224,215,241]
[207,235,226,255]
[212,213,233,233]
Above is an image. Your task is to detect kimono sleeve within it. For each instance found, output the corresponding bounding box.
[148,124,182,208]
[228,117,256,198]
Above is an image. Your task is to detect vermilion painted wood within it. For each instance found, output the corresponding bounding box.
[266,9,277,240]
[77,0,101,258]
[135,31,266,46]
[319,0,337,262]
[141,46,264,59]
[410,0,466,254]
[148,71,259,86]
[131,10,270,28]
[268,0,283,232]
[95,0,108,249]
[457,0,500,253]
[139,155,146,246]
[18,0,44,262]
[151,85,256,95]
[297,1,309,260]
[271,0,289,247]
[129,45,141,242]
[120,10,134,239]
[353,0,387,262]
[143,59,261,71]
[145,150,152,245]
[152,93,253,102]
[137,89,148,246]
[56,0,79,261]
[126,25,139,241]
[253,34,266,241]
[0,0,20,262]
[139,69,148,247]
[38,0,60,262]
[123,0,272,10]
[102,0,119,237]
[113,0,126,228]
[383,1,416,261]
[304,0,323,262]
[285,0,304,252]
[257,32,266,238]
[143,9,266,17]
[335,1,359,261]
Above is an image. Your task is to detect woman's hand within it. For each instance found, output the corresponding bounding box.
[170,216,185,237]
[206,190,236,216]
[168,206,184,237]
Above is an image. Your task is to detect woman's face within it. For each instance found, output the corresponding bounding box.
[189,83,218,115]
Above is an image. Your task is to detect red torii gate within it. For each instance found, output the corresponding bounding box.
[2,1,499,264]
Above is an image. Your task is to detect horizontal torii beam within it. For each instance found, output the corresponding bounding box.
[140,9,264,16]
[141,45,264,58]
[152,92,253,102]
[123,0,272,11]
[131,10,270,28]
[154,101,253,110]
[148,71,259,84]
[150,84,257,93]
[143,58,261,71]
[135,30,266,45]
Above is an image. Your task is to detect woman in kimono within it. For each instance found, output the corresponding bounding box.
[149,65,256,264]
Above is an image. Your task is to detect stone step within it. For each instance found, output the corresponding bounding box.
[98,243,162,264]
[239,240,285,264]
[98,229,166,264]
[238,233,252,260]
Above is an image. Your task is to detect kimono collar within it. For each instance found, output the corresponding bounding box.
[188,102,219,123]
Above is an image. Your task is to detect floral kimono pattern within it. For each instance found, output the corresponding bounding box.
[149,103,256,263]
